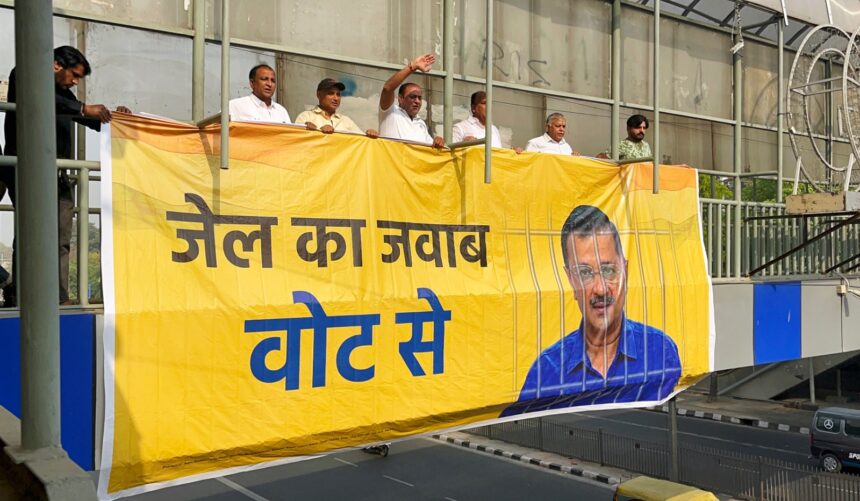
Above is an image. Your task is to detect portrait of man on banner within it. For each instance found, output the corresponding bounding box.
[502,205,682,417]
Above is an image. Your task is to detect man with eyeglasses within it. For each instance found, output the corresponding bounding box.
[378,53,445,148]
[501,205,681,417]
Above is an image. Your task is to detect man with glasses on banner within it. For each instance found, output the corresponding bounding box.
[502,205,681,417]
[377,53,445,148]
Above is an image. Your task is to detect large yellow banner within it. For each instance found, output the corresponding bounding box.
[98,115,713,498]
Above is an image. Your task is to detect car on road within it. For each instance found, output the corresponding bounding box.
[810,406,860,473]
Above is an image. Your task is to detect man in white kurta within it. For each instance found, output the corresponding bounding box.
[452,91,502,147]
[378,53,445,148]
[229,64,291,124]
[525,113,578,155]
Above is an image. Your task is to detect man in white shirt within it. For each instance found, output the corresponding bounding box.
[229,64,291,124]
[378,53,445,148]
[525,113,579,155]
[452,91,502,147]
[296,78,378,137]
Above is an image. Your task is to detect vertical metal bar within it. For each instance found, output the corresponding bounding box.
[443,0,454,144]
[809,357,816,404]
[484,0,493,184]
[192,0,206,122]
[826,59,833,186]
[611,0,621,160]
[598,428,604,466]
[652,0,661,193]
[220,0,230,170]
[733,48,743,277]
[777,22,785,203]
[74,20,87,162]
[538,417,544,450]
[837,368,842,398]
[716,205,723,278]
[74,21,89,305]
[707,204,713,275]
[16,0,61,450]
[77,166,89,306]
[669,397,679,482]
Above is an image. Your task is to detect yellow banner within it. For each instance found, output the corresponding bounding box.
[98,116,713,498]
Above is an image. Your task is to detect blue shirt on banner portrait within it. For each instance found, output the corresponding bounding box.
[501,204,682,418]
[502,317,680,416]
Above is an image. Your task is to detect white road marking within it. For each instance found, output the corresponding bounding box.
[216,477,271,501]
[383,474,415,487]
[333,457,358,467]
[572,413,808,457]
[445,497,458,501]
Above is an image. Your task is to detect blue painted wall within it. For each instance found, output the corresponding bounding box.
[0,313,95,470]
[753,282,802,365]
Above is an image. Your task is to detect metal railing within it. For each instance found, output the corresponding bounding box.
[703,198,860,279]
[469,418,860,500]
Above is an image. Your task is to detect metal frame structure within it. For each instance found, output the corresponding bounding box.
[0,0,851,293]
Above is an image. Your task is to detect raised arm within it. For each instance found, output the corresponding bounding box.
[379,53,435,111]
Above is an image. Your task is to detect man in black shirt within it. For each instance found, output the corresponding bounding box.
[2,45,130,306]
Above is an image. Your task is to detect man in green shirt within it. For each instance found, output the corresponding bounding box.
[599,114,652,161]
[618,114,652,160]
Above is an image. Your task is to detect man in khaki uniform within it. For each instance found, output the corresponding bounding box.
[296,78,377,137]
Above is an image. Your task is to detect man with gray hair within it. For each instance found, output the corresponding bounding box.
[524,113,578,155]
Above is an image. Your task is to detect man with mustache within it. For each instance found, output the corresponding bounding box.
[618,114,652,160]
[502,205,681,416]
[377,53,445,148]
[599,114,652,160]
[229,64,291,124]
[524,113,579,155]
[296,78,378,137]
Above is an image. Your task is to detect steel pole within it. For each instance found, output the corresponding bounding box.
[652,0,660,193]
[826,59,833,183]
[220,0,230,169]
[192,0,205,122]
[443,0,454,144]
[733,48,743,277]
[668,397,679,481]
[484,0,493,184]
[16,0,61,451]
[611,0,621,160]
[809,358,816,404]
[77,166,89,306]
[777,22,784,203]
[74,22,89,306]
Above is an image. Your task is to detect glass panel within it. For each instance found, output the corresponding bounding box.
[661,18,732,120]
[54,0,190,30]
[623,6,733,120]
[86,23,193,121]
[658,115,732,171]
[620,6,650,107]
[744,41,778,128]
[221,0,441,67]
[816,414,842,433]
[846,419,860,437]
[456,0,610,98]
[744,127,777,175]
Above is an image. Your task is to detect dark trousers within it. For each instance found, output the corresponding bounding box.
[1,167,75,303]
